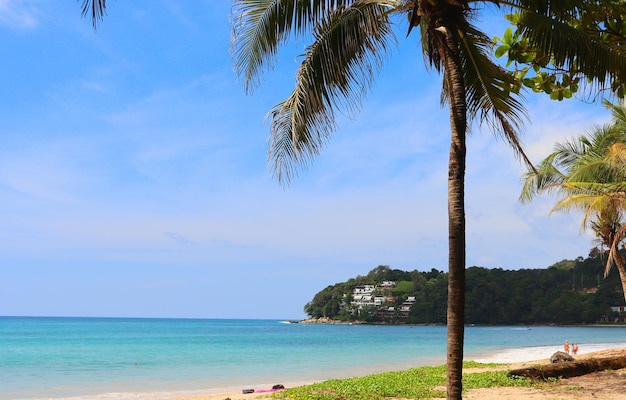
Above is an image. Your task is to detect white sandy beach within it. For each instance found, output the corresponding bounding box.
[472,341,626,363]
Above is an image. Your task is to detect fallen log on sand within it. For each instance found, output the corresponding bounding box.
[508,355,626,380]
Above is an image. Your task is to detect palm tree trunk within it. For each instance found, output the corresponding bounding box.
[612,251,626,303]
[441,25,467,400]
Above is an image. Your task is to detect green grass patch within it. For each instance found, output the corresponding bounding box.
[270,362,536,400]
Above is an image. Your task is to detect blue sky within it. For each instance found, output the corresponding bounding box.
[0,1,613,319]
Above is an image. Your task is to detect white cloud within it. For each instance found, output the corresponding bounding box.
[0,0,38,29]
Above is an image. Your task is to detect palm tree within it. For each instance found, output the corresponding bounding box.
[520,102,626,301]
[230,2,528,397]
[78,0,626,398]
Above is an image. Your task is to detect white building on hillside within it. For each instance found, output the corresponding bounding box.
[351,283,396,309]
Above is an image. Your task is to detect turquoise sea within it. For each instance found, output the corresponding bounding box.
[2,317,626,400]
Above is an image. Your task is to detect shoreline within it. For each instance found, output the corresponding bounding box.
[296,317,626,327]
[470,341,626,364]
[172,346,626,400]
[101,343,624,400]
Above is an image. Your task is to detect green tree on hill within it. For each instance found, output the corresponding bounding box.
[305,260,625,325]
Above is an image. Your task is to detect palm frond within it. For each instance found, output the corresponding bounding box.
[81,0,107,29]
[267,1,395,184]
[566,128,626,184]
[551,188,626,229]
[519,155,566,202]
[561,182,626,200]
[551,193,618,231]
[230,0,356,93]
[607,143,626,166]
[551,135,592,166]
[459,24,532,168]
[516,10,626,91]
[569,158,625,185]
[606,100,626,129]
[502,0,586,16]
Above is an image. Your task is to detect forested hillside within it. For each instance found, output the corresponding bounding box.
[304,255,626,325]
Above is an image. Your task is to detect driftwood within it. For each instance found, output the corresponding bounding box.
[508,355,626,380]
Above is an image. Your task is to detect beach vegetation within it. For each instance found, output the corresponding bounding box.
[270,362,535,400]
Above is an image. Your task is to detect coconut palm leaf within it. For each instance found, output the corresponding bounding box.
[515,7,626,90]
[519,156,567,202]
[81,0,107,28]
[266,1,395,183]
[231,0,369,92]
[458,24,532,166]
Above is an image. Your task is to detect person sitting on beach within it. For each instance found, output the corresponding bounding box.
[564,340,570,354]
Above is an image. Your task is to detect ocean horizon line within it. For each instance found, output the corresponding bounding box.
[6,315,626,328]
[0,315,302,322]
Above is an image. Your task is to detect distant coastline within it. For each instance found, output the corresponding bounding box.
[297,317,359,324]
[295,317,626,327]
